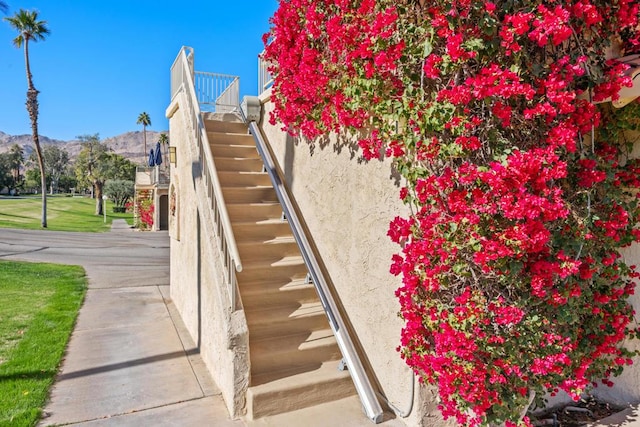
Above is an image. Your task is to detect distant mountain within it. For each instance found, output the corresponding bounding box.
[0,130,168,165]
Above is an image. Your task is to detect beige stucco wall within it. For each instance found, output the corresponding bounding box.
[592,242,640,406]
[258,94,446,426]
[592,131,640,405]
[166,94,249,418]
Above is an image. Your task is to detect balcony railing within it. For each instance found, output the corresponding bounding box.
[258,49,274,94]
[135,166,169,186]
[194,71,240,113]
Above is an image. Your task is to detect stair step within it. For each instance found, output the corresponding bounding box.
[227,203,283,223]
[237,238,300,264]
[210,143,260,159]
[204,118,248,134]
[207,131,254,146]
[250,329,341,378]
[246,360,356,419]
[241,278,319,310]
[232,219,292,242]
[222,186,278,204]
[244,301,330,340]
[237,255,308,285]
[218,171,272,187]
[214,157,264,173]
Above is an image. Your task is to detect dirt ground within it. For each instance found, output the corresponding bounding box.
[530,397,624,426]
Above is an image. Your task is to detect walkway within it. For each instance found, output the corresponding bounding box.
[0,222,241,426]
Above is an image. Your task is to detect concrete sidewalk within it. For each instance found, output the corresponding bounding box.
[0,222,242,426]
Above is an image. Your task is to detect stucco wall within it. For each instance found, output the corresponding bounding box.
[258,94,447,426]
[593,231,640,406]
[590,131,640,406]
[166,94,249,417]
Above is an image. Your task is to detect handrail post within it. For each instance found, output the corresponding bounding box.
[241,96,384,424]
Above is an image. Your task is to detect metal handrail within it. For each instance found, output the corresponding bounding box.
[170,46,243,309]
[244,113,383,424]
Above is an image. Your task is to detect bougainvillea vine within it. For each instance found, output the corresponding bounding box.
[263,1,640,426]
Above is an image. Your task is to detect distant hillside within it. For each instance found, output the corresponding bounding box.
[0,130,168,165]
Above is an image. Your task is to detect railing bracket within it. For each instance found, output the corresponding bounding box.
[338,359,348,371]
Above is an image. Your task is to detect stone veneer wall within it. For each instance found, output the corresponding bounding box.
[258,93,447,426]
[165,94,249,418]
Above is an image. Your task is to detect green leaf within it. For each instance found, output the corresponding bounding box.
[423,40,433,58]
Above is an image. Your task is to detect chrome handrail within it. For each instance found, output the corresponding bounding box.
[170,46,243,309]
[243,102,383,423]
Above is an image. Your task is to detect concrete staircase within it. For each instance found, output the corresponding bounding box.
[205,117,356,419]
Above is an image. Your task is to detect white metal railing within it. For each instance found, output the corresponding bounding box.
[170,47,193,101]
[194,71,240,113]
[242,99,383,424]
[170,46,243,309]
[258,50,274,94]
[135,166,169,186]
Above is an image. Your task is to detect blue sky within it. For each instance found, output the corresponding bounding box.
[0,1,278,141]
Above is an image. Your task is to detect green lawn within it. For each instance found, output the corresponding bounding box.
[0,260,87,427]
[0,195,133,232]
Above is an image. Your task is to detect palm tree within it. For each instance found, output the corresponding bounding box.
[8,144,23,189]
[5,9,50,227]
[0,2,8,14]
[137,112,151,160]
[158,133,169,169]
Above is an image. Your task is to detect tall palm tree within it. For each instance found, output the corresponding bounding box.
[0,2,8,14]
[158,133,169,169]
[5,9,50,227]
[137,112,151,160]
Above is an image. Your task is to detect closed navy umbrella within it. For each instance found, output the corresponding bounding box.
[148,149,155,167]
[154,141,162,166]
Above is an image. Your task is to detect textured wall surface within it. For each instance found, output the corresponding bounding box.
[593,242,640,406]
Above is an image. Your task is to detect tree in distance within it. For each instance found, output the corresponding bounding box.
[158,132,169,169]
[137,112,151,159]
[104,179,134,213]
[74,134,136,215]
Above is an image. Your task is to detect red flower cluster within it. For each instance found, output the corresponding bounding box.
[263,0,403,139]
[264,1,640,426]
[136,191,154,229]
